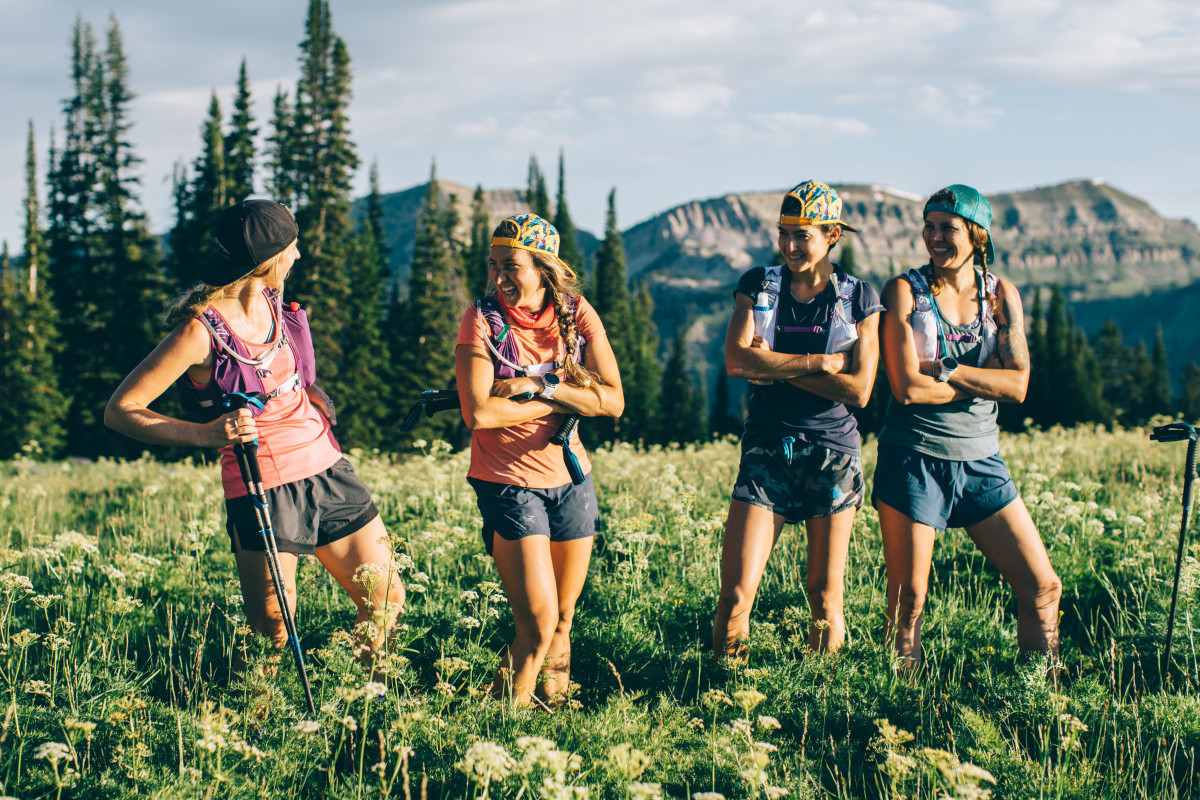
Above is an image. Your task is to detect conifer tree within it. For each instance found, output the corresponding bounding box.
[224,58,257,202]
[266,87,298,207]
[170,94,228,291]
[589,189,635,440]
[1180,362,1200,423]
[710,366,740,437]
[1147,325,1172,418]
[622,283,663,443]
[839,239,858,275]
[276,0,359,400]
[337,162,391,449]
[553,150,586,282]
[659,324,706,443]
[1093,317,1135,425]
[463,185,491,298]
[526,155,551,219]
[5,123,67,457]
[393,165,466,445]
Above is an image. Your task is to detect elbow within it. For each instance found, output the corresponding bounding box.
[103,399,122,432]
[605,391,625,419]
[846,389,871,409]
[892,386,921,406]
[460,406,486,430]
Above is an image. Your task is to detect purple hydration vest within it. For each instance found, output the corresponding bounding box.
[176,289,317,422]
[475,294,587,377]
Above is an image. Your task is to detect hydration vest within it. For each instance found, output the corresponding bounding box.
[176,289,316,422]
[475,294,587,378]
[751,265,861,354]
[901,266,997,363]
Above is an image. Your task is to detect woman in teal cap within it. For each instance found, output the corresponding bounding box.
[455,213,623,706]
[714,180,883,661]
[874,184,1061,669]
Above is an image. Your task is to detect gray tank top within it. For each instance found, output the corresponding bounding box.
[879,271,999,460]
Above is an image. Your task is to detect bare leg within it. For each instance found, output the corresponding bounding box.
[490,534,560,706]
[233,539,299,648]
[537,537,594,703]
[712,500,786,662]
[802,507,855,652]
[316,516,405,664]
[877,500,937,669]
[965,498,1062,656]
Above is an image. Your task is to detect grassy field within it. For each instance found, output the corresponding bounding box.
[1,424,1198,799]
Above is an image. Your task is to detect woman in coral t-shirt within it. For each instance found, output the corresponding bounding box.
[455,213,623,707]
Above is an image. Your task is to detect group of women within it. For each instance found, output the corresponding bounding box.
[105,179,1061,708]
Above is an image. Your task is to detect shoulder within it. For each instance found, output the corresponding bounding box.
[168,317,216,364]
[881,274,916,311]
[734,265,772,298]
[994,276,1024,318]
[572,295,605,336]
[848,275,884,318]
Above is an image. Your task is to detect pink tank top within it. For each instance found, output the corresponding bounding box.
[198,308,342,499]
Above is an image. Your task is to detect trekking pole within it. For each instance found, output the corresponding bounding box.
[223,391,318,715]
[550,415,586,485]
[400,389,461,433]
[1149,422,1198,677]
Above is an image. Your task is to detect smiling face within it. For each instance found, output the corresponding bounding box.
[923,211,975,271]
[777,222,839,271]
[489,245,546,310]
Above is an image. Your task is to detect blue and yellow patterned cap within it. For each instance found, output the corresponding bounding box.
[491,213,560,257]
[780,181,858,232]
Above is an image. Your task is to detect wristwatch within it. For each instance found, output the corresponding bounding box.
[540,372,561,399]
[935,357,959,383]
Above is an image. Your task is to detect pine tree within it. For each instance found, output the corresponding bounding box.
[1180,362,1200,423]
[280,0,359,400]
[266,87,298,206]
[526,155,551,219]
[463,185,491,298]
[4,123,67,457]
[589,189,635,440]
[1147,325,1172,418]
[392,165,466,445]
[337,161,391,449]
[1093,317,1134,425]
[1042,285,1071,427]
[224,58,257,202]
[839,238,858,275]
[621,282,662,444]
[659,324,706,443]
[169,93,228,291]
[553,150,586,280]
[48,15,163,456]
[710,365,739,438]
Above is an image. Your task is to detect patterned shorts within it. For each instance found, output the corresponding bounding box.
[731,441,864,524]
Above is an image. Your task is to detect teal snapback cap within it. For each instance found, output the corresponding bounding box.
[924,184,995,265]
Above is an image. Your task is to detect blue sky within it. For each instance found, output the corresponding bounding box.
[1,0,1197,248]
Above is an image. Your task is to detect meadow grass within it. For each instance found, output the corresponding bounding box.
[1,423,1198,799]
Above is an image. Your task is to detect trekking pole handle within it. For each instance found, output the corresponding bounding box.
[222,392,267,484]
[1151,422,1198,443]
[551,415,586,485]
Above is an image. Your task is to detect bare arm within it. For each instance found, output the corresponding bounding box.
[942,278,1030,403]
[455,343,564,430]
[785,311,882,408]
[104,319,257,448]
[489,329,625,418]
[880,277,969,406]
[724,293,846,380]
[305,384,337,426]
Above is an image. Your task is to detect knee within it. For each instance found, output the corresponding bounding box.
[555,606,577,636]
[515,609,559,651]
[717,584,755,618]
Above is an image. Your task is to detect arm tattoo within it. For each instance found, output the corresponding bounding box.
[997,293,1029,370]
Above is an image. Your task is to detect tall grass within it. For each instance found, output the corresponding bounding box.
[1,424,1197,798]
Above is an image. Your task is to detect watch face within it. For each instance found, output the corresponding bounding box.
[942,357,958,370]
[544,372,560,386]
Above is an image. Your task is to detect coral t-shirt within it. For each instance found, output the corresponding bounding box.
[203,314,342,499]
[455,295,606,488]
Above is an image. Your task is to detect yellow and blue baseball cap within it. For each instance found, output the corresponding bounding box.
[780,181,858,232]
[491,213,560,257]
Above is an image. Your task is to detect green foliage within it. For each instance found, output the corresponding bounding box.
[336,162,391,450]
[224,58,257,202]
[659,325,708,443]
[553,150,586,283]
[464,184,491,299]
[526,155,552,220]
[2,428,1199,797]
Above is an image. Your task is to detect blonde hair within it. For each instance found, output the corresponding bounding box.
[164,242,295,328]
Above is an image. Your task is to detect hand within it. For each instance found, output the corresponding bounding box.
[306,384,337,426]
[819,352,850,374]
[490,377,541,399]
[750,335,771,351]
[204,409,258,447]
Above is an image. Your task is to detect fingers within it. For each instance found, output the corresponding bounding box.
[222,408,259,444]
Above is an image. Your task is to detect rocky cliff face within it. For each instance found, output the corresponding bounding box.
[623,179,1200,301]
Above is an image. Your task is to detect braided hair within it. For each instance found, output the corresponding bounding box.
[528,249,602,396]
